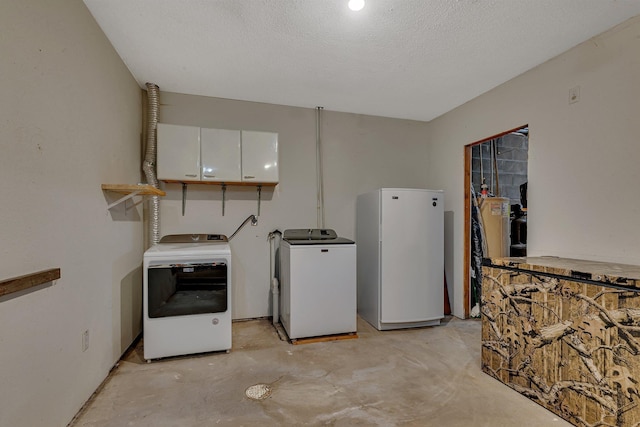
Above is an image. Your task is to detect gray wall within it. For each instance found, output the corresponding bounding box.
[3,2,639,425]
[0,1,142,426]
[156,92,431,319]
[428,15,640,316]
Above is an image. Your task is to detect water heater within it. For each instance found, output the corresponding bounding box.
[479,197,510,258]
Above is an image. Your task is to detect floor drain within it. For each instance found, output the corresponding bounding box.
[245,384,272,400]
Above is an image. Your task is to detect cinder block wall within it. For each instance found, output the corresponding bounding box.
[471,133,528,205]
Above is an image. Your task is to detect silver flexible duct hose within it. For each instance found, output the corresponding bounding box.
[144,83,160,247]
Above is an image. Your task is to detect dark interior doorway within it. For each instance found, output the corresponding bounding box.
[463,125,529,317]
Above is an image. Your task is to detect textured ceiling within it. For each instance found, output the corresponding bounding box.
[83,0,640,122]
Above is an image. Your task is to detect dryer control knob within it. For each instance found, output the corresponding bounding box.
[212,318,219,325]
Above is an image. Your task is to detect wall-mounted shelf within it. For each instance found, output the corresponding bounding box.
[161,180,276,216]
[160,180,277,187]
[1,268,60,298]
[102,184,166,210]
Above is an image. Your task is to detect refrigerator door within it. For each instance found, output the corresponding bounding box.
[380,189,444,323]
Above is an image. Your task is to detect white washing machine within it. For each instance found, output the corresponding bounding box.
[143,234,231,360]
[280,229,357,340]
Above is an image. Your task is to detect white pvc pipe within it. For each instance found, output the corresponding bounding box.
[271,278,279,325]
[316,106,325,229]
[268,230,282,325]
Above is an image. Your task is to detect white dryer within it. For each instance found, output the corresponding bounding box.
[143,234,231,360]
[280,229,357,340]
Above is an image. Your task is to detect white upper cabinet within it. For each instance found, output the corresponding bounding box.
[157,124,278,184]
[241,130,279,183]
[200,128,241,182]
[157,123,200,181]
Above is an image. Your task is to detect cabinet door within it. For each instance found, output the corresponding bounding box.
[200,128,241,182]
[157,123,200,181]
[241,131,278,183]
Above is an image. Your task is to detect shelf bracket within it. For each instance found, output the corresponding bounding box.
[106,190,141,210]
[222,184,227,216]
[257,185,262,217]
[102,184,166,211]
[182,183,188,216]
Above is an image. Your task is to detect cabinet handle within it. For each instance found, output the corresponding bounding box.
[203,174,216,178]
[185,174,197,178]
[244,175,255,179]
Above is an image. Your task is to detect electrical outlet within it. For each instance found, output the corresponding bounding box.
[569,86,580,104]
[82,330,90,352]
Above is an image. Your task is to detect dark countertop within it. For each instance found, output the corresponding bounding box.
[283,237,354,245]
[484,256,640,290]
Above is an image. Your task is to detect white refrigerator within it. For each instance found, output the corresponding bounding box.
[356,188,444,330]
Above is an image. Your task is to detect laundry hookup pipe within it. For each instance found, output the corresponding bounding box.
[316,106,325,229]
[228,214,258,240]
[143,83,160,248]
[268,230,282,325]
[267,230,282,325]
[271,278,279,326]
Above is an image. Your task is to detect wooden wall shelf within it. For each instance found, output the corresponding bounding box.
[0,268,61,298]
[161,180,277,187]
[101,184,165,196]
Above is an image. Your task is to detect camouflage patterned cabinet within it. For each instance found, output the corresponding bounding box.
[481,257,640,427]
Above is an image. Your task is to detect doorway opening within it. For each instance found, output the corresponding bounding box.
[463,125,529,317]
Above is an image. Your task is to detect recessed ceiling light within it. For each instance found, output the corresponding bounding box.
[348,0,365,12]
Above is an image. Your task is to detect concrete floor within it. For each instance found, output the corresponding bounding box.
[71,316,571,427]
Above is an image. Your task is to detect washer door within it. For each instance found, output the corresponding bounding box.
[147,262,228,318]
